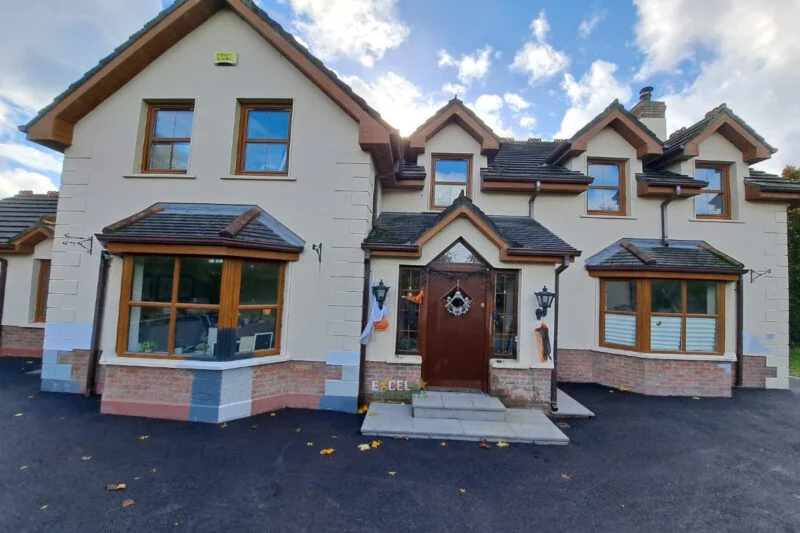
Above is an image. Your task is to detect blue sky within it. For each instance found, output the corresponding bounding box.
[0,0,797,198]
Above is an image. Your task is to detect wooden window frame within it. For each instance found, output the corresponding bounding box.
[430,154,473,210]
[116,255,285,359]
[395,266,424,355]
[236,102,293,176]
[141,103,194,174]
[694,162,731,220]
[599,278,725,355]
[491,270,519,359]
[34,259,51,323]
[587,159,627,216]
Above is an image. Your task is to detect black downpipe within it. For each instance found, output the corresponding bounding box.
[85,251,111,396]
[736,276,744,387]
[358,251,371,406]
[660,185,681,246]
[0,258,7,349]
[550,256,570,412]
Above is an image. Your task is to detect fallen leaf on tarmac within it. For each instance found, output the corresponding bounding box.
[20,465,28,471]
[371,440,382,448]
[561,474,571,481]
[387,472,396,477]
[319,448,335,456]
[496,442,510,448]
[793,494,800,500]
[459,489,466,494]
[105,483,127,491]
[357,405,369,414]
[80,456,92,462]
[219,423,227,429]
[557,422,570,429]
[26,360,33,364]
[296,428,302,433]
[479,440,492,449]
[14,413,23,417]
[358,444,371,451]
[331,436,338,439]
[122,499,135,508]
[251,425,258,430]
[270,412,276,417]
[394,435,409,440]
[134,477,142,481]
[28,395,34,399]
[307,442,314,447]
[608,390,615,393]
[619,387,629,392]
[40,505,48,510]
[368,412,379,417]
[138,435,149,440]
[440,442,447,447]
[692,396,701,400]
[151,468,157,473]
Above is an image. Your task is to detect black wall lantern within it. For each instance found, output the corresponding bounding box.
[534,285,556,320]
[373,279,390,310]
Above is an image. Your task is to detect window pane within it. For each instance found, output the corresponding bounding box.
[695,192,725,216]
[397,268,422,354]
[650,316,682,351]
[605,313,637,346]
[174,308,218,357]
[696,167,722,190]
[398,332,418,353]
[171,142,190,170]
[652,280,682,313]
[131,256,174,302]
[178,257,222,304]
[435,159,468,183]
[434,241,485,264]
[587,188,620,212]
[149,143,173,170]
[127,306,170,354]
[240,262,281,305]
[247,110,290,140]
[434,184,466,207]
[686,317,717,352]
[687,281,717,314]
[588,163,620,187]
[244,143,288,173]
[236,309,278,354]
[154,109,193,138]
[605,281,636,311]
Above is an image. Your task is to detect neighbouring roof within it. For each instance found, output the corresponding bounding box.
[0,193,58,247]
[745,169,800,194]
[481,141,593,185]
[364,193,579,257]
[635,169,708,189]
[585,238,745,274]
[97,203,304,252]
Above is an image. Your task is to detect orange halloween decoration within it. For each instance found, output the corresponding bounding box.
[403,289,424,305]
[374,318,389,331]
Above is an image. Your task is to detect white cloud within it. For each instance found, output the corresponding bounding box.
[342,72,446,135]
[437,46,493,84]
[519,114,537,130]
[0,168,57,199]
[579,11,606,39]
[0,143,63,174]
[442,83,467,97]
[503,93,531,111]
[633,0,800,171]
[289,0,408,67]
[466,94,516,138]
[511,10,570,84]
[555,60,632,138]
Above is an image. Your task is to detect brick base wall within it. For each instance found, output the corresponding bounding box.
[559,349,733,397]
[250,361,341,415]
[361,361,422,397]
[734,355,778,388]
[101,366,195,420]
[0,325,44,356]
[488,366,552,408]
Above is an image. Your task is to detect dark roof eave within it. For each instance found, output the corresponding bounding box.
[361,243,417,251]
[95,234,304,254]
[635,175,708,188]
[481,172,593,185]
[505,248,580,258]
[744,178,800,193]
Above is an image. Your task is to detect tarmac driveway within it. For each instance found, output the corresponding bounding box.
[1,357,799,533]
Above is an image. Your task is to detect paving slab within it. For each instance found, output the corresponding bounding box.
[550,388,595,418]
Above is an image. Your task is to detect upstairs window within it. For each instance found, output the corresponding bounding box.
[694,164,730,219]
[237,103,292,175]
[431,155,471,209]
[142,103,194,173]
[587,160,626,215]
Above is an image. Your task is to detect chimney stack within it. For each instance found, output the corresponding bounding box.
[630,86,667,140]
[18,190,33,196]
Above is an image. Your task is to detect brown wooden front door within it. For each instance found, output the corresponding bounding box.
[423,264,490,391]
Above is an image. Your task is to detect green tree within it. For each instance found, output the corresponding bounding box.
[783,165,800,180]
[786,165,800,343]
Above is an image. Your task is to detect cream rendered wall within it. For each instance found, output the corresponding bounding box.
[366,217,555,370]
[48,10,374,363]
[1,239,52,328]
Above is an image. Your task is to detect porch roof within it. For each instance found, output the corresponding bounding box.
[585,238,745,275]
[96,202,304,253]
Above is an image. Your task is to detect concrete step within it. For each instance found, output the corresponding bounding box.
[412,391,506,422]
[549,388,594,419]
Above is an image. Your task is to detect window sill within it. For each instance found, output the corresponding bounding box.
[124,173,196,180]
[593,345,736,362]
[688,217,744,224]
[580,214,637,220]
[221,175,296,182]
[100,353,289,370]
[388,354,422,365]
[25,323,46,329]
[490,358,529,370]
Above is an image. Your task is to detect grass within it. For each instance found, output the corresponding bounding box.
[791,345,800,378]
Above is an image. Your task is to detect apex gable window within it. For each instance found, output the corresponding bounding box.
[431,155,471,209]
[694,164,730,219]
[142,103,194,173]
[587,160,626,215]
[237,103,292,175]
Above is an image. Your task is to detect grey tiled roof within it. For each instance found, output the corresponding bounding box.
[0,194,58,244]
[98,203,304,251]
[635,169,708,188]
[481,141,593,184]
[744,169,800,193]
[365,194,579,256]
[663,104,776,155]
[585,238,744,273]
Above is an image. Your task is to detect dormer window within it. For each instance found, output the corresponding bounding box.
[431,155,471,209]
[694,164,730,219]
[587,159,626,215]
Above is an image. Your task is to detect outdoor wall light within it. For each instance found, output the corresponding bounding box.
[534,285,556,320]
[373,279,390,310]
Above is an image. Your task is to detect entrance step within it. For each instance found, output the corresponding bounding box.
[550,388,594,419]
[412,391,505,422]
